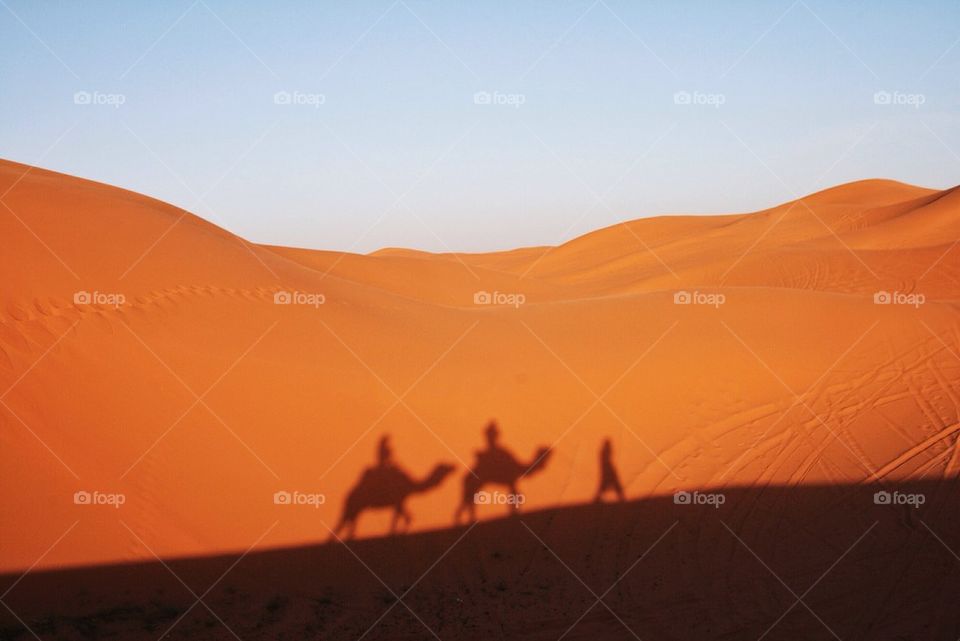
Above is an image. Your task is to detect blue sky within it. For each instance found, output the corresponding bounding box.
[1,0,958,252]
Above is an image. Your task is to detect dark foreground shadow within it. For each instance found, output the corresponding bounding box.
[2,478,959,640]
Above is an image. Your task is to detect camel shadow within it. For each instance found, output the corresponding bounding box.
[333,436,454,540]
[334,431,616,537]
[455,421,552,523]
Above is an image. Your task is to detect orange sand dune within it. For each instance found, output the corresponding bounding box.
[1,158,958,572]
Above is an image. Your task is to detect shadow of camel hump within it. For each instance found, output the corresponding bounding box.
[455,420,552,523]
[334,435,454,540]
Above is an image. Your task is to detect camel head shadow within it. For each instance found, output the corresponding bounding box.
[333,462,455,540]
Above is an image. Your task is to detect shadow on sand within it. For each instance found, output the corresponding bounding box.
[2,478,959,640]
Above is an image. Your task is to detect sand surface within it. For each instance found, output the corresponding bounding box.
[1,159,958,637]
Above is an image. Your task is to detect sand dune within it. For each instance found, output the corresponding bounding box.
[1,158,958,574]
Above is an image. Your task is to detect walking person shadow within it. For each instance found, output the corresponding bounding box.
[454,421,551,523]
[333,435,454,540]
[594,438,625,503]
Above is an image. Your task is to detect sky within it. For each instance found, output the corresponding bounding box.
[1,0,959,253]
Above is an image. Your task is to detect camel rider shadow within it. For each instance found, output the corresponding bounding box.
[334,435,454,540]
[455,421,551,524]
